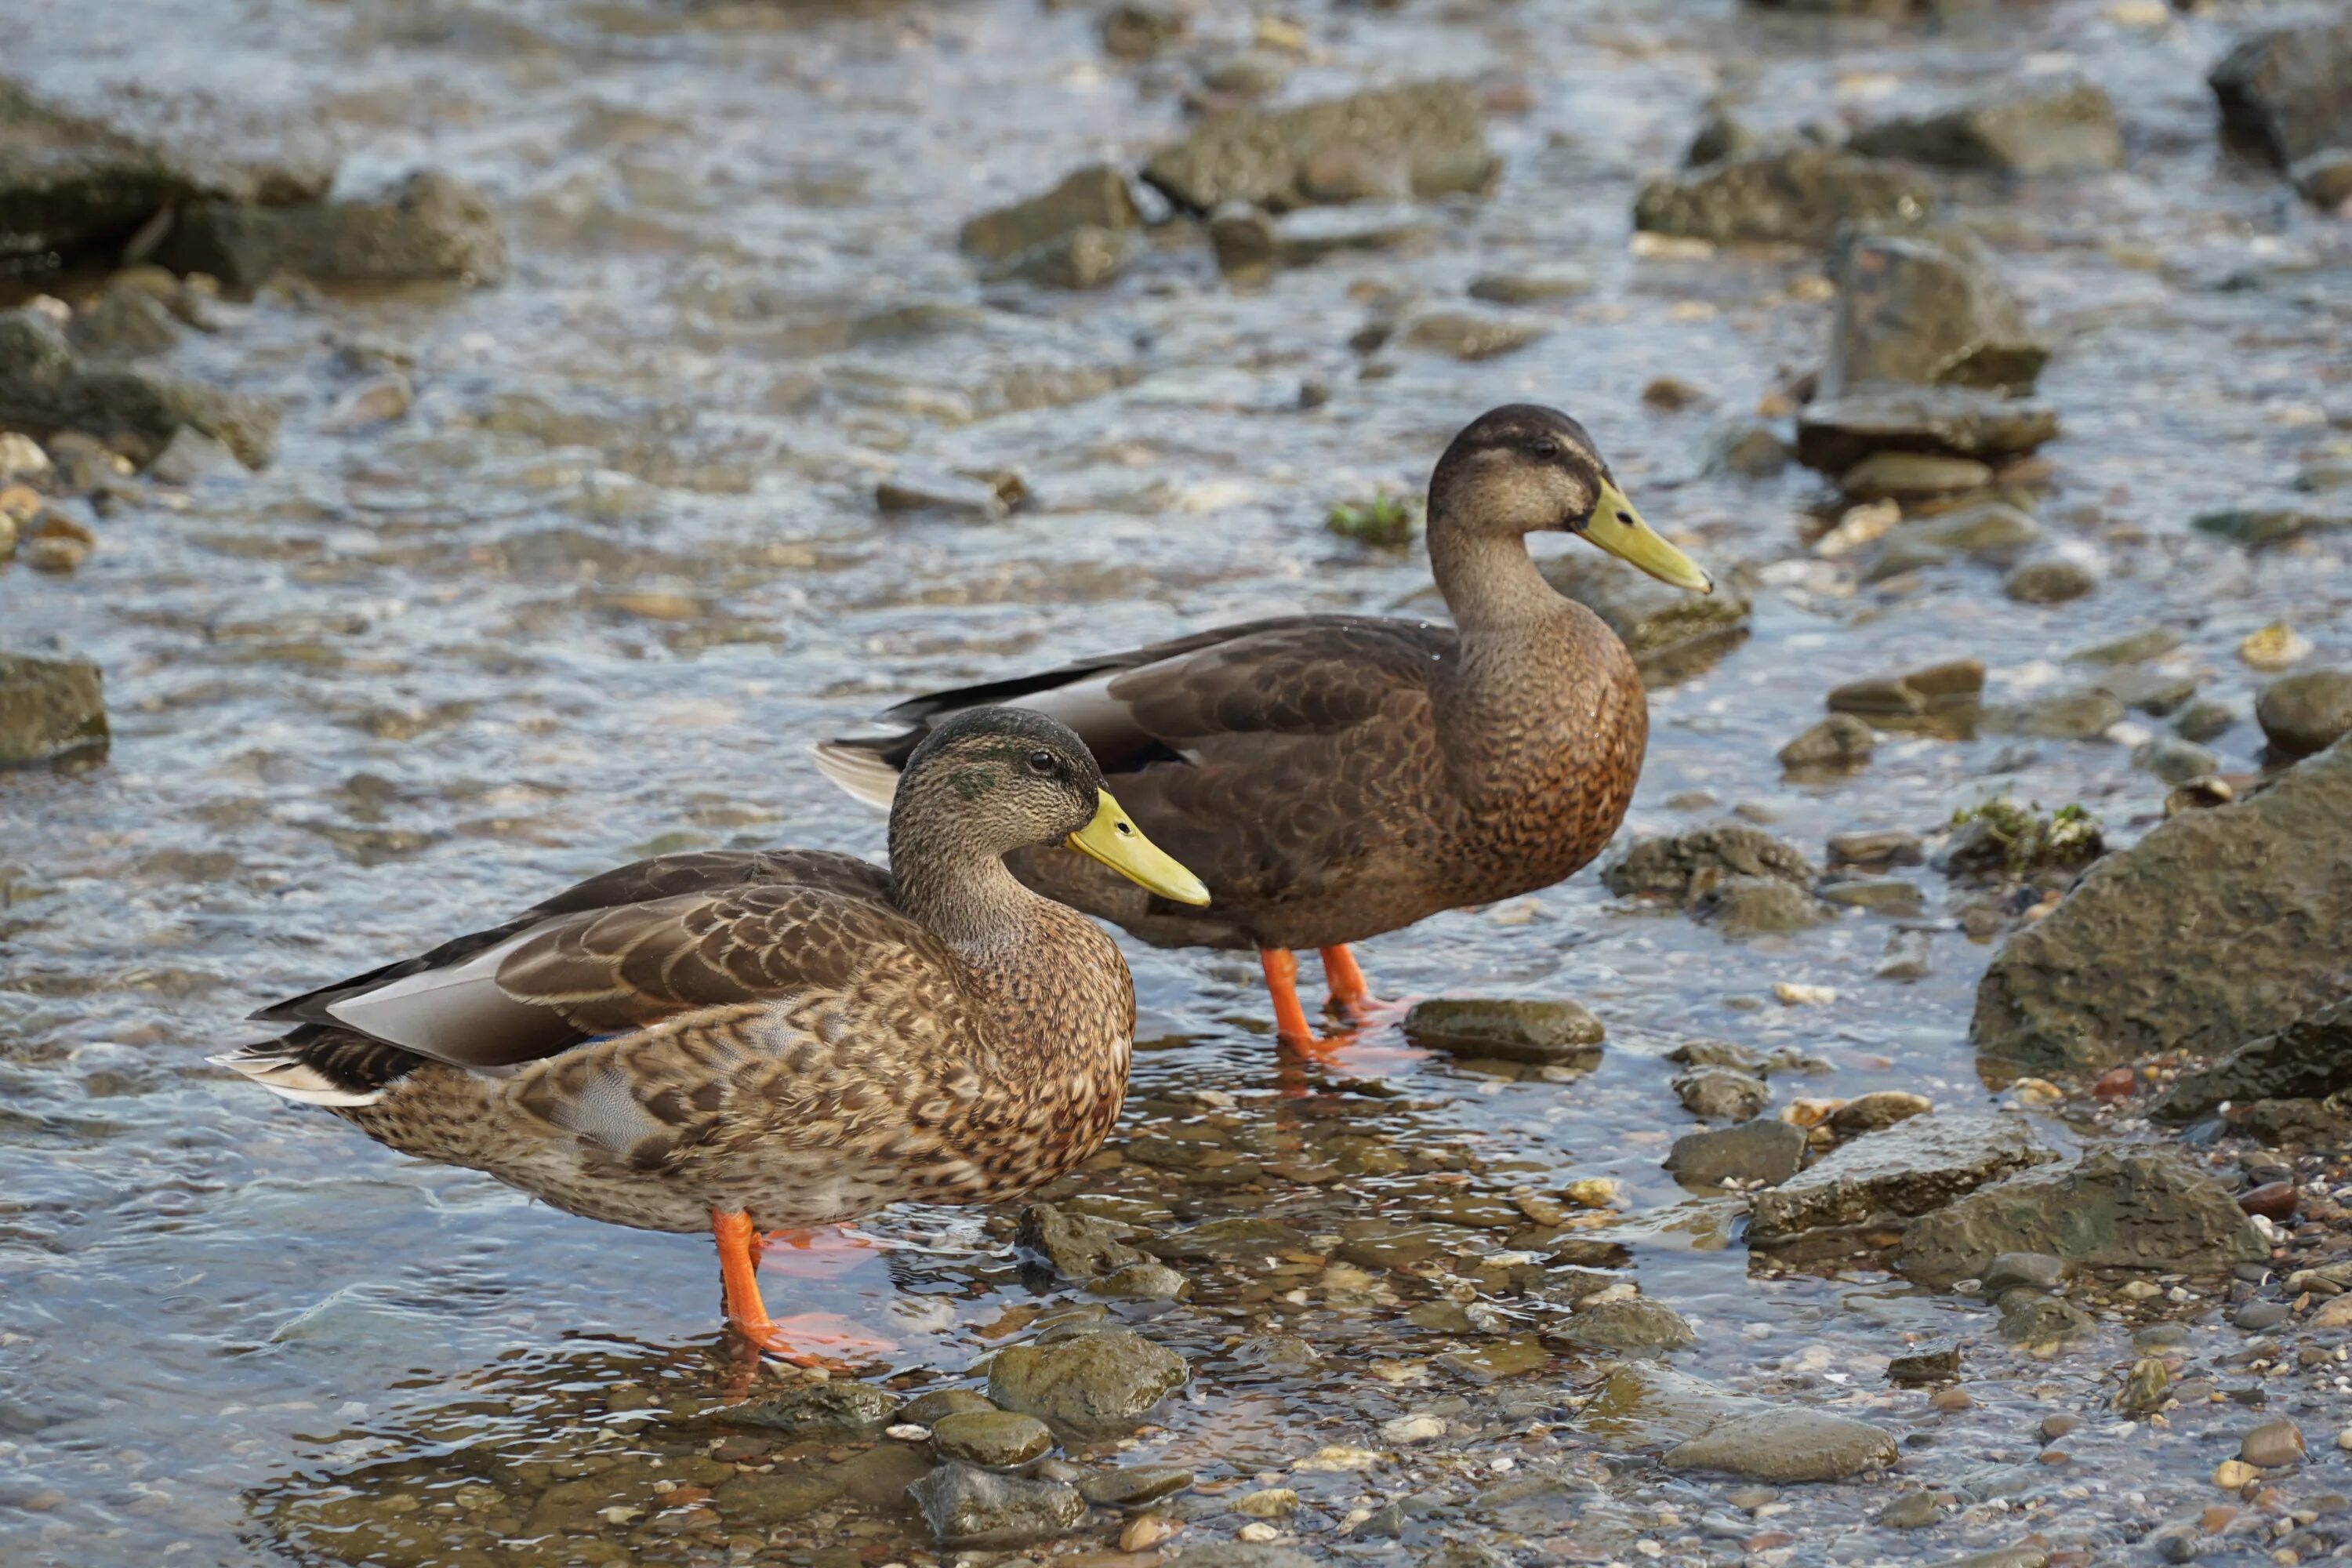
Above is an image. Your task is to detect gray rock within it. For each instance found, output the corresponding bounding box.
[1402,998,1605,1066]
[1080,1461,1195,1507]
[2293,148,2352,209]
[1982,1251,2067,1293]
[1704,420,1792,480]
[1466,265,1592,303]
[1795,386,2059,476]
[1674,1066,1771,1121]
[2134,737,2220,786]
[0,78,332,265]
[2192,506,2350,548]
[1983,688,2125,740]
[906,1463,1083,1547]
[1205,202,1276,278]
[1972,738,2352,1071]
[1827,659,1986,717]
[2002,557,2096,604]
[1748,1114,2056,1243]
[1088,1262,1189,1300]
[900,1389,996,1425]
[2256,669,2352,757]
[1142,81,1496,212]
[961,165,1143,270]
[0,650,107,768]
[931,1410,1054,1468]
[986,1327,1187,1432]
[144,426,238,487]
[2209,15,2352,169]
[0,308,278,468]
[2071,627,2183,666]
[1878,1492,1947,1527]
[1839,451,1995,500]
[1556,1298,1697,1355]
[1700,877,1829,937]
[1261,203,1437,269]
[1850,80,2124,176]
[2240,1419,2305,1468]
[1398,307,1548,361]
[157,169,507,289]
[1018,1203,1145,1279]
[997,226,1136,289]
[67,283,181,360]
[1824,232,2047,398]
[1779,713,1875,770]
[2095,666,2200,717]
[1817,877,1924,914]
[1998,1293,2094,1345]
[2151,999,2352,1123]
[1145,1218,1305,1261]
[1539,550,1751,686]
[1828,829,1924,867]
[1669,1039,1767,1071]
[1898,1148,2270,1287]
[1665,1117,1809,1186]
[1632,147,1932,246]
[875,465,1009,520]
[1887,1338,1962,1385]
[1602,823,1814,902]
[720,1382,902,1436]
[1664,1408,1897,1482]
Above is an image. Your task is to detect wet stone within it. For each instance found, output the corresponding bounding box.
[1080,1461,1195,1508]
[2192,506,2351,548]
[1088,1261,1188,1299]
[1888,1338,1962,1385]
[1829,829,1924,867]
[1825,230,2047,398]
[1984,687,2125,741]
[1603,823,1813,902]
[1831,1090,1933,1134]
[1466,264,1592,303]
[2174,699,2238,743]
[1900,1147,2270,1287]
[2241,1419,2305,1468]
[69,283,181,360]
[1705,420,1791,480]
[0,307,278,469]
[1555,1298,1697,1355]
[1397,307,1548,361]
[0,649,107,767]
[1437,1334,1549,1382]
[1999,1293,2094,1345]
[2134,737,2220,786]
[931,1410,1054,1468]
[158,169,508,289]
[2236,1299,2291,1331]
[1665,1116,1808,1187]
[1673,1065,1770,1121]
[2208,14,2352,169]
[1779,713,1875,770]
[1850,79,2124,175]
[906,1462,1083,1548]
[1401,998,1603,1066]
[720,1383,902,1436]
[901,1388,996,1425]
[2096,666,2200,716]
[1839,451,1994,499]
[1142,81,1496,212]
[961,165,1142,270]
[1748,1114,2056,1243]
[1018,1202,1145,1278]
[1339,1223,1470,1269]
[1665,1407,1898,1483]
[2256,669,2352,757]
[986,1327,1188,1431]
[826,1440,934,1508]
[1101,2,1187,60]
[1878,1491,1947,1527]
[713,1468,843,1525]
[2294,148,2352,209]
[2002,557,2096,604]
[1796,386,2060,476]
[2151,999,2352,1123]
[1973,738,2352,1071]
[1828,658,1986,717]
[876,465,1008,521]
[1632,147,1932,245]
[1701,877,1828,937]
[1817,877,1923,914]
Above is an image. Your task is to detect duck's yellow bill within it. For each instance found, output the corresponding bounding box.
[1583,480,1713,594]
[1067,790,1211,906]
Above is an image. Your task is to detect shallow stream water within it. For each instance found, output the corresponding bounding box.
[2,0,2350,1563]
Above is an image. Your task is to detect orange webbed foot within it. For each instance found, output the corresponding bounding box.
[713,1210,895,1370]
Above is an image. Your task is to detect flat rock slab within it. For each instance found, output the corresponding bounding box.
[1899,1147,2269,1287]
[1849,78,2123,176]
[906,1463,1082,1548]
[2153,999,2352,1123]
[1577,1363,1894,1481]
[1143,81,1495,212]
[1797,385,2060,475]
[156,169,508,289]
[1602,824,1814,901]
[1972,737,2352,1071]
[1748,1113,2056,1243]
[1402,998,1604,1065]
[1666,1117,1809,1187]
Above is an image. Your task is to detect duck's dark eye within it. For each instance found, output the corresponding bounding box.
[1526,436,1562,460]
[1026,750,1058,776]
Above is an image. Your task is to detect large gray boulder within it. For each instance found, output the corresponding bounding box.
[1824,231,2047,397]
[1972,738,2352,1072]
[2151,1000,2352,1123]
[2209,16,2352,169]
[1898,1148,2270,1287]
[1142,82,1495,212]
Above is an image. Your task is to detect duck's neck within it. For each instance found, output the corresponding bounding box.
[889,841,1051,967]
[1427,524,1646,816]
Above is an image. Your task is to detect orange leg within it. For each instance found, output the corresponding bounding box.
[1319,945,1374,1018]
[1261,947,1365,1057]
[710,1210,895,1369]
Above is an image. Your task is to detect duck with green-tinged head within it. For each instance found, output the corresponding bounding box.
[217,707,1207,1366]
[816,405,1711,1051]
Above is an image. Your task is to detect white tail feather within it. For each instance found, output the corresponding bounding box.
[209,1048,383,1108]
[811,741,902,810]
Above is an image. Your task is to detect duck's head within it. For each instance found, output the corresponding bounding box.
[1427,404,1712,593]
[895,707,1210,905]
